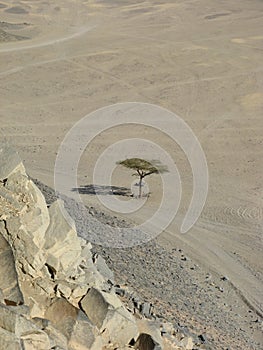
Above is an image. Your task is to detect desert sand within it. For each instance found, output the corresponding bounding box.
[0,0,263,346]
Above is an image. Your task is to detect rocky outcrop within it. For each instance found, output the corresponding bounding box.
[0,145,195,350]
[80,287,138,346]
[0,231,23,305]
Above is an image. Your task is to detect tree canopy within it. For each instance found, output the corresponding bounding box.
[117,158,168,178]
[117,158,168,198]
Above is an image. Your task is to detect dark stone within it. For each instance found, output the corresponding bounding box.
[140,302,152,318]
[115,287,125,297]
[135,333,162,350]
[198,334,207,343]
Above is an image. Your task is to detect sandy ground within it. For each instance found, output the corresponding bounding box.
[0,0,263,343]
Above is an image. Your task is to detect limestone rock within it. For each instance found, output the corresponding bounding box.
[163,334,195,350]
[135,333,162,350]
[0,303,67,350]
[135,320,163,350]
[44,298,78,340]
[0,303,38,336]
[0,327,20,350]
[68,310,103,350]
[93,254,115,285]
[56,283,72,299]
[0,230,23,305]
[70,285,89,304]
[0,289,4,304]
[20,330,51,350]
[0,167,49,289]
[32,318,68,349]
[80,287,138,346]
[44,200,82,279]
[0,303,54,350]
[4,170,50,251]
[177,336,194,350]
[0,144,24,180]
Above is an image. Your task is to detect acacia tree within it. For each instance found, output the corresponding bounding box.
[117,158,168,198]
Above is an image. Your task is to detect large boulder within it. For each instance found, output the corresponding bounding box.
[0,327,20,350]
[20,330,51,350]
[44,200,82,279]
[0,229,23,305]
[80,287,138,346]
[32,317,68,349]
[44,298,78,339]
[3,165,50,251]
[93,254,115,285]
[44,299,104,349]
[0,144,25,180]
[135,333,162,350]
[135,320,163,350]
[0,303,52,350]
[0,147,75,325]
[68,310,103,350]
[0,302,70,350]
[0,156,49,290]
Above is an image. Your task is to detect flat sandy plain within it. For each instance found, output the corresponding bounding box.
[1,0,263,347]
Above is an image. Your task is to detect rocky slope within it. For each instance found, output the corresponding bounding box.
[33,181,263,349]
[0,146,201,350]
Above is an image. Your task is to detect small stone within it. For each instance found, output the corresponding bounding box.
[178,336,194,349]
[93,255,115,285]
[57,283,71,298]
[220,276,229,281]
[198,334,207,343]
[115,287,126,297]
[140,302,152,318]
[71,285,89,299]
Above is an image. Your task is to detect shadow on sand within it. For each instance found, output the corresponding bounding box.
[72,184,131,197]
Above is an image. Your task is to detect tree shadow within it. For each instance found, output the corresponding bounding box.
[72,184,131,197]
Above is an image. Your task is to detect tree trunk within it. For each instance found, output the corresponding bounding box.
[139,176,143,198]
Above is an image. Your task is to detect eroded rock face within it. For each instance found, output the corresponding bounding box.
[0,303,51,350]
[44,200,82,276]
[135,333,162,350]
[0,148,193,350]
[0,230,23,305]
[80,287,138,346]
[0,144,24,180]
[135,320,163,350]
[68,310,103,350]
[0,167,52,318]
